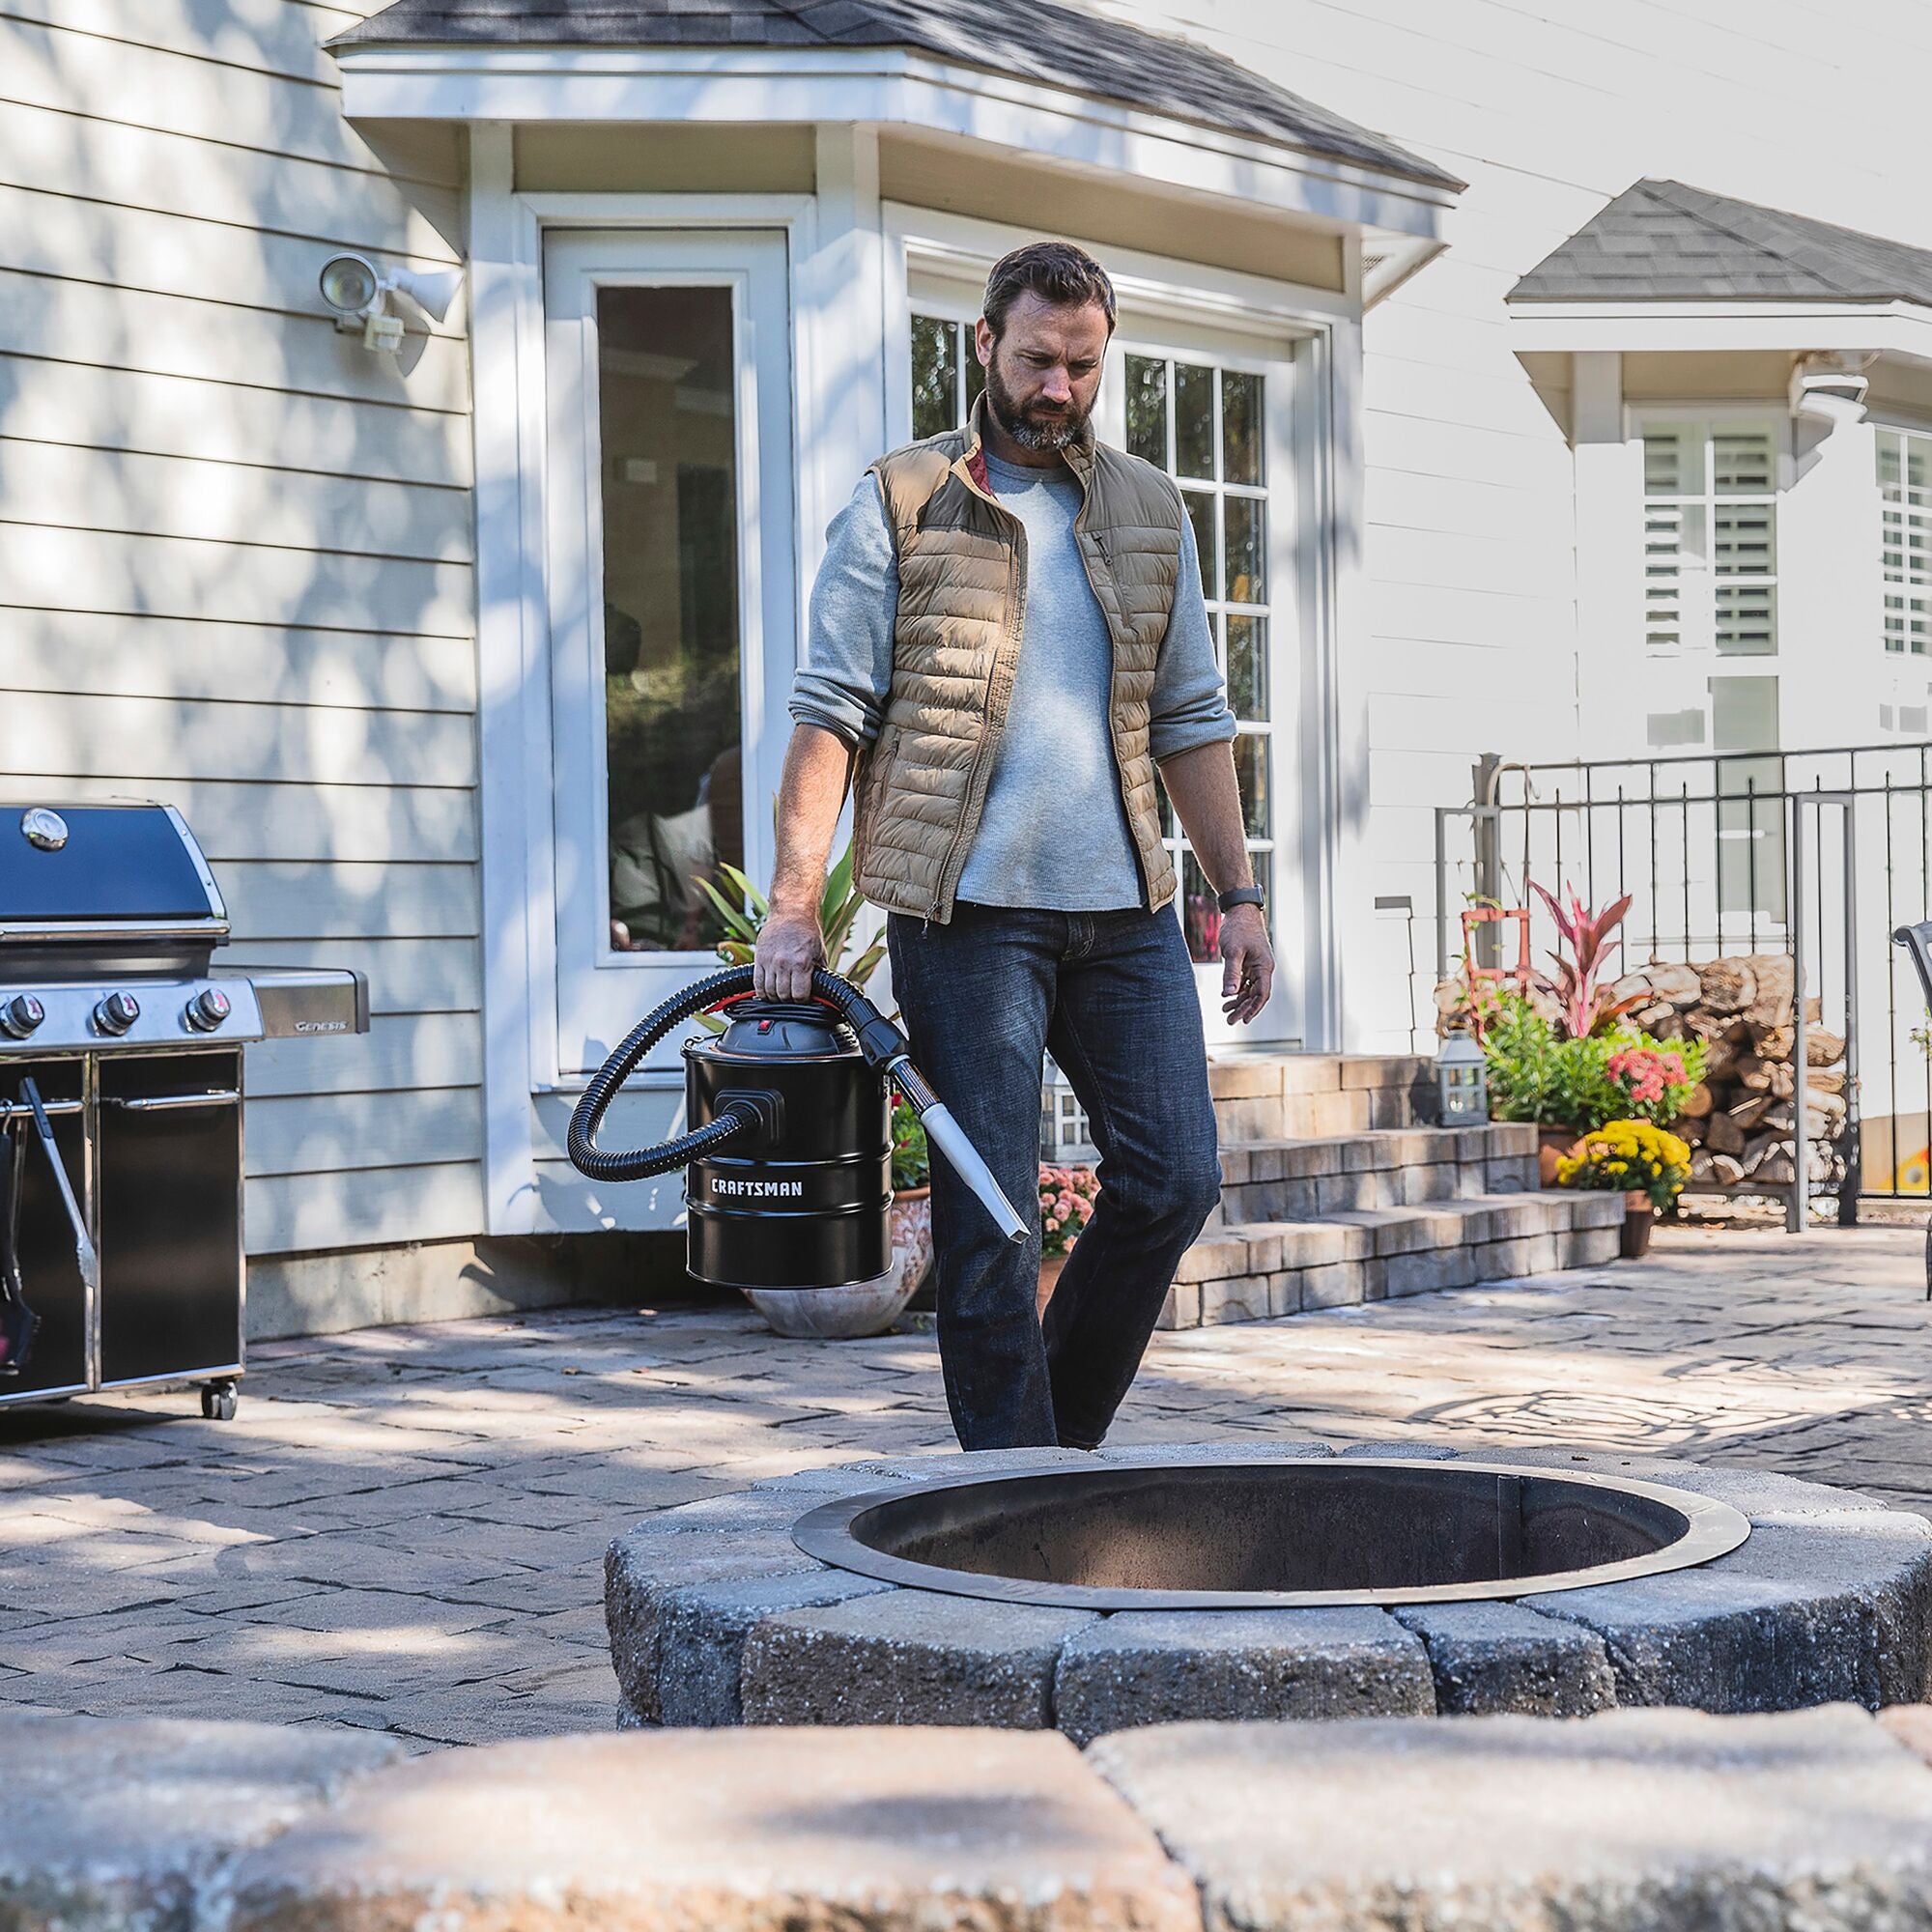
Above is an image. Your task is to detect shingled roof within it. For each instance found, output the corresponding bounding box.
[329,0,1463,191]
[1511,179,1932,307]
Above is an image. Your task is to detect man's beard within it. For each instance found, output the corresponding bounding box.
[983,355,1089,453]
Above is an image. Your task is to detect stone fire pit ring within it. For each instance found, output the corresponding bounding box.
[605,1440,1932,1745]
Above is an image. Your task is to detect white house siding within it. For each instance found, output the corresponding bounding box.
[1093,0,1932,1049]
[0,0,485,1253]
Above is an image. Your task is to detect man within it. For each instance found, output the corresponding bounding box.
[761,240,1274,1451]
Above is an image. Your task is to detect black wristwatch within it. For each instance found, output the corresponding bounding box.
[1217,885,1265,914]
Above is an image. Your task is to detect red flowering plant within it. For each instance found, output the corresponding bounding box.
[1039,1165,1100,1258]
[1529,881,1649,1040]
[1605,1045,1700,1125]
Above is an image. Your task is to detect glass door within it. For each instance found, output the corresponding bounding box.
[545,231,794,1074]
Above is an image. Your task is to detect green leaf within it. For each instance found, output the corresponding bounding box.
[844,939,887,989]
[821,840,855,917]
[697,876,761,944]
[716,862,769,921]
[822,890,866,963]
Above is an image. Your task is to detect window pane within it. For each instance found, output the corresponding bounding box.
[911,314,958,440]
[1643,425,1698,497]
[1182,488,1216,597]
[1179,848,1218,962]
[1225,494,1265,604]
[1713,428,1775,495]
[1232,732,1268,838]
[1711,674,1778,753]
[1154,767,1175,838]
[1175,361,1214,479]
[1126,355,1167,465]
[1227,614,1267,720]
[598,285,742,954]
[1222,370,1263,485]
[1715,582,1776,655]
[965,338,986,422]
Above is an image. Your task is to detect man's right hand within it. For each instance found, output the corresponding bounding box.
[753,907,827,1002]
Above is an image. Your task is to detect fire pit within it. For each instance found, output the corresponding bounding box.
[791,1458,1747,1608]
[605,1441,1932,1743]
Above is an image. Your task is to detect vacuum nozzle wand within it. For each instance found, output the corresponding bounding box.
[889,1060,1029,1246]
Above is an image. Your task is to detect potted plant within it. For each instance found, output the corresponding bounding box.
[890,1093,934,1305]
[1037,1165,1101,1316]
[1554,1120,1691,1258]
[696,838,916,1340]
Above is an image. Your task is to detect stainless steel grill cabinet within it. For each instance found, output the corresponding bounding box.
[0,802,366,1418]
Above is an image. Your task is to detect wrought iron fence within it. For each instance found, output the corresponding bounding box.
[1433,743,1932,1226]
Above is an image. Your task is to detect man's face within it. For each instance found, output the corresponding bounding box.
[976,291,1111,452]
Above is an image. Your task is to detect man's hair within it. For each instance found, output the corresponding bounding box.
[981,241,1117,340]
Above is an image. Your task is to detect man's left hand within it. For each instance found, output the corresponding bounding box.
[1220,903,1274,1024]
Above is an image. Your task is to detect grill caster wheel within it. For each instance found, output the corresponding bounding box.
[200,1381,238,1422]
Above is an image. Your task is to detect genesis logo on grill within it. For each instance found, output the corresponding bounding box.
[710,1178,804,1198]
[293,1019,349,1033]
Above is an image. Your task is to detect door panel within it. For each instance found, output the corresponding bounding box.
[545,232,794,1075]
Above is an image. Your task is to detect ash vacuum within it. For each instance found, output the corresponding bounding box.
[568,965,1027,1291]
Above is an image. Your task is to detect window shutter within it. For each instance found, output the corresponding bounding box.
[1879,427,1932,656]
[1640,419,1778,661]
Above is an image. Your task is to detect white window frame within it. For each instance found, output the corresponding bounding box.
[1630,402,1792,758]
[885,203,1350,1050]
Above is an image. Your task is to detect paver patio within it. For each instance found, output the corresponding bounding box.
[3,1223,1929,1747]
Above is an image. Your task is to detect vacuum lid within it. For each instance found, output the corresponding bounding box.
[709,998,857,1060]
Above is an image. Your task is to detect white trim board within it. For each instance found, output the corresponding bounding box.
[332,45,1454,239]
[1510,299,1932,365]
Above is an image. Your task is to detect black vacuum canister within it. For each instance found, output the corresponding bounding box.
[682,999,892,1292]
[568,962,1027,1290]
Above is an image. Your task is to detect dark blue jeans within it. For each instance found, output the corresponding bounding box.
[886,900,1222,1451]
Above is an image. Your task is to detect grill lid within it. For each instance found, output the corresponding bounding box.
[0,804,225,929]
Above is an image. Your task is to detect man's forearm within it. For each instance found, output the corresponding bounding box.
[1156,740,1254,895]
[769,722,859,918]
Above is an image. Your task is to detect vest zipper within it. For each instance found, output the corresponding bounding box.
[926,471,1029,927]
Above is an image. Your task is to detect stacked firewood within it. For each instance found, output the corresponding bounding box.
[1609,955,1850,1191]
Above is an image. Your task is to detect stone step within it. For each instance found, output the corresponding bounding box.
[1207,1052,1435,1141]
[1208,1122,1538,1226]
[1164,1188,1625,1330]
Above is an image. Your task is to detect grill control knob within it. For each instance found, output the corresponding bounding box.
[93,991,140,1037]
[185,987,232,1034]
[0,994,44,1039]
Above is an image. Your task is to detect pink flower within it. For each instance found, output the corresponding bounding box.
[1063,1235,1078,1251]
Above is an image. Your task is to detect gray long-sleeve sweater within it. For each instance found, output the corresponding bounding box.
[789,453,1236,911]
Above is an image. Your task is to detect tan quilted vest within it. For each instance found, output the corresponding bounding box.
[852,395,1183,924]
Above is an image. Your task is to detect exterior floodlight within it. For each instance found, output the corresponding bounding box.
[319,252,382,320]
[387,266,464,324]
[317,252,462,355]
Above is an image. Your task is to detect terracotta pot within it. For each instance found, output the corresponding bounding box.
[1537,1126,1578,1187]
[1620,1187,1655,1259]
[1037,1251,1069,1319]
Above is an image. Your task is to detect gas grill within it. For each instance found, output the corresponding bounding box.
[0,802,366,1419]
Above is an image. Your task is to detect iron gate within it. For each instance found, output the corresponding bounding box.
[1433,744,1932,1228]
